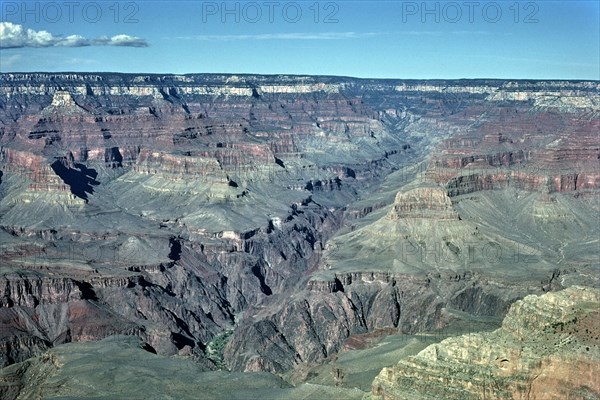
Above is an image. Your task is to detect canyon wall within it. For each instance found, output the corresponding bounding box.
[0,73,598,377]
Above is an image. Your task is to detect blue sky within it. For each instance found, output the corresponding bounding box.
[0,1,598,79]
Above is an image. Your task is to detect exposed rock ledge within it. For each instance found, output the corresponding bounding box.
[389,186,459,220]
[367,286,600,400]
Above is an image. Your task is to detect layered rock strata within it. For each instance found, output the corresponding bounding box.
[367,286,600,400]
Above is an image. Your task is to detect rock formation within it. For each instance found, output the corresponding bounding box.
[367,286,600,399]
[0,73,597,399]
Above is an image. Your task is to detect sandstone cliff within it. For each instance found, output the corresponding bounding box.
[367,286,600,400]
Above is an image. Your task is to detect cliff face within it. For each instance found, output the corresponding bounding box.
[224,272,522,374]
[389,187,459,220]
[0,73,598,380]
[0,274,140,366]
[429,110,600,196]
[368,286,600,400]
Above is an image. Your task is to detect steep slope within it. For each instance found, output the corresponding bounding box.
[367,286,600,400]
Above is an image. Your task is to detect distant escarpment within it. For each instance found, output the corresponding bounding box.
[428,115,599,197]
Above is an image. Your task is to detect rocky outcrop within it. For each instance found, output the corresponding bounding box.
[389,186,459,220]
[41,91,88,117]
[133,150,227,181]
[0,274,144,367]
[0,275,84,307]
[367,286,600,400]
[223,272,523,374]
[444,171,600,197]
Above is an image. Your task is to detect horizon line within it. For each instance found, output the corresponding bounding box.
[0,71,598,83]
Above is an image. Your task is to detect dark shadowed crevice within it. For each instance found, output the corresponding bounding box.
[171,332,195,350]
[168,237,182,261]
[141,342,157,354]
[74,281,99,301]
[51,160,100,202]
[251,264,273,296]
[332,278,344,293]
[104,147,123,168]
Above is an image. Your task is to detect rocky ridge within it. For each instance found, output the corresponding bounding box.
[367,286,600,400]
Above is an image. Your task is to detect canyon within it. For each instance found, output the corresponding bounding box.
[0,73,598,398]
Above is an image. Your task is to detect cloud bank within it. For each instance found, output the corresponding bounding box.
[0,22,148,49]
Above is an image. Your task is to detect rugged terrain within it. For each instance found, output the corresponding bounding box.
[367,286,600,400]
[0,73,598,398]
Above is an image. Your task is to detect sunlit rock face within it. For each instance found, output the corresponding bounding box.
[0,72,598,389]
[367,286,600,400]
[389,187,459,220]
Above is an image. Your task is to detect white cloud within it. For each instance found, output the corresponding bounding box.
[93,34,148,47]
[0,22,148,49]
[0,22,54,48]
[57,35,90,47]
